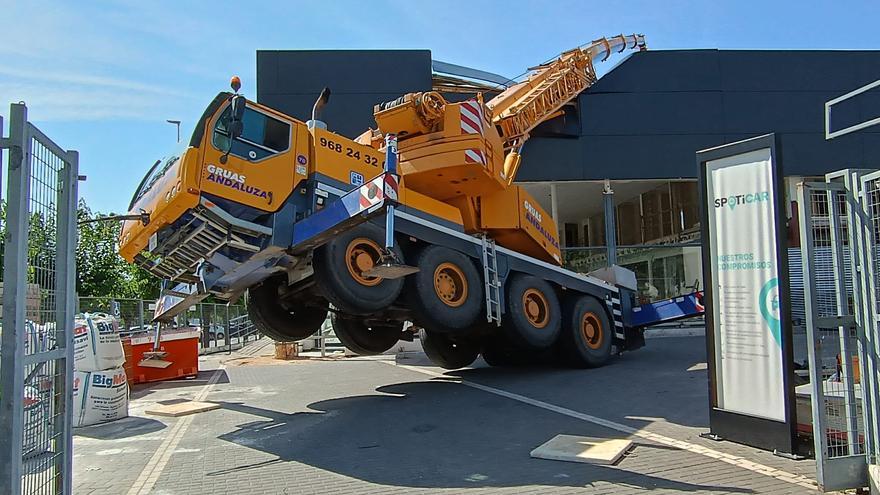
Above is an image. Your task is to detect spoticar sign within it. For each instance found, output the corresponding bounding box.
[713,191,770,210]
[699,134,796,455]
[705,146,786,422]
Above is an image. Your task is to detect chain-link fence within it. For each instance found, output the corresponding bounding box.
[0,103,79,494]
[797,174,879,491]
[77,297,260,353]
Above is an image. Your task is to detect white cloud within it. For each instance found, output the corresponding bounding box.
[0,81,197,122]
[0,67,196,98]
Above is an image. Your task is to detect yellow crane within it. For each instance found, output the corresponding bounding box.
[118,35,647,369]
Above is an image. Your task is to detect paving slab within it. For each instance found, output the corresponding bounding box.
[145,400,221,417]
[530,435,632,465]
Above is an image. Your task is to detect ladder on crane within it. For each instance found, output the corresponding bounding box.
[481,235,502,325]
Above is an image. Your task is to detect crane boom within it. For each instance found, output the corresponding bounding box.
[487,34,646,150]
[369,34,647,264]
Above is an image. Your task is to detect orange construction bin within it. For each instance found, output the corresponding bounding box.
[125,328,200,384]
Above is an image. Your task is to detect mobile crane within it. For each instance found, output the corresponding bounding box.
[119,34,700,369]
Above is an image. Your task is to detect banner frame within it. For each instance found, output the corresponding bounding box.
[697,133,799,454]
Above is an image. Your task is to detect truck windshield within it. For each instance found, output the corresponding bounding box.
[128,155,180,210]
[212,105,290,161]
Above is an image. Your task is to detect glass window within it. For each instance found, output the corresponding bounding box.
[213,105,290,161]
[130,155,179,207]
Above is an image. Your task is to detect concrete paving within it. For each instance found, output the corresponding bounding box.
[72,334,819,494]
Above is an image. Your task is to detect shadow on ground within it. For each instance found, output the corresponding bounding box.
[211,379,750,493]
[73,416,165,440]
[443,336,712,430]
[130,368,230,401]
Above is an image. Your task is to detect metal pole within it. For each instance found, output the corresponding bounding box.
[167,119,180,143]
[226,305,231,353]
[138,299,145,333]
[55,149,78,494]
[0,115,4,216]
[603,179,618,265]
[854,172,880,463]
[826,187,860,455]
[0,103,31,493]
[798,182,830,488]
[384,134,397,251]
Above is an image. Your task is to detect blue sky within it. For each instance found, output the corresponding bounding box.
[2,0,878,213]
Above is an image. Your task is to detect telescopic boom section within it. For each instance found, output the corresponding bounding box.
[487,34,646,150]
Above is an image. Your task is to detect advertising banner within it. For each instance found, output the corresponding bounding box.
[705,147,784,420]
[698,134,797,454]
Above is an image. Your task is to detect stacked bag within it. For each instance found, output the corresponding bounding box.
[72,313,129,427]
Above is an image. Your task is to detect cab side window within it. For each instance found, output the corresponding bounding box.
[213,105,290,161]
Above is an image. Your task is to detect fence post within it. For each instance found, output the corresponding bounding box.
[0,102,31,493]
[138,299,144,333]
[229,304,232,354]
[603,179,617,266]
[55,149,78,493]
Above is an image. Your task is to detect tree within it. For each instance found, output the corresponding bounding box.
[75,200,160,300]
[0,198,160,302]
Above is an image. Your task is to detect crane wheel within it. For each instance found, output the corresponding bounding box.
[313,223,404,315]
[406,246,483,333]
[331,312,402,355]
[559,295,613,368]
[246,276,328,342]
[501,274,561,350]
[419,328,479,369]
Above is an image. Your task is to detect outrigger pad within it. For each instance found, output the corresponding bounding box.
[363,262,420,279]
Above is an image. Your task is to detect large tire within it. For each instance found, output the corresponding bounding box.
[501,274,561,350]
[407,246,483,334]
[419,328,479,369]
[247,276,328,342]
[559,295,613,368]
[313,223,404,315]
[331,312,402,355]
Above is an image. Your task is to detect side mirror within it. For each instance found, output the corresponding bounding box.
[229,95,246,140]
[220,95,246,164]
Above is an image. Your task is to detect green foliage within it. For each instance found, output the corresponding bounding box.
[0,197,158,300]
[75,200,160,299]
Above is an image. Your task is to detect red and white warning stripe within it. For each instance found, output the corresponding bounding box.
[464,148,486,165]
[694,291,705,313]
[383,173,399,201]
[357,173,399,212]
[358,179,384,210]
[459,99,484,136]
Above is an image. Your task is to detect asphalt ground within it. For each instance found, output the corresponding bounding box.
[72,334,819,494]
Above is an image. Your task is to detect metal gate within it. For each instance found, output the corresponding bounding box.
[0,103,79,494]
[797,170,880,491]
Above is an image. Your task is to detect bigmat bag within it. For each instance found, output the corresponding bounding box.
[72,369,129,427]
[73,313,124,372]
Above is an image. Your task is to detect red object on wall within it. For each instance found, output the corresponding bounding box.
[122,328,200,384]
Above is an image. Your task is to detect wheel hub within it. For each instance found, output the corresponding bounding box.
[522,288,549,328]
[345,238,383,287]
[582,312,603,349]
[433,262,468,308]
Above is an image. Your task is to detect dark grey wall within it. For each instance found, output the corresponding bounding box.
[257,49,880,180]
[520,49,880,180]
[257,50,432,138]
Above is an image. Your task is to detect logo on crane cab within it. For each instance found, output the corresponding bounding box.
[205,164,269,199]
[523,200,543,223]
[523,200,560,250]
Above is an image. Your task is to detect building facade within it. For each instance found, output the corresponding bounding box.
[257,48,880,301]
